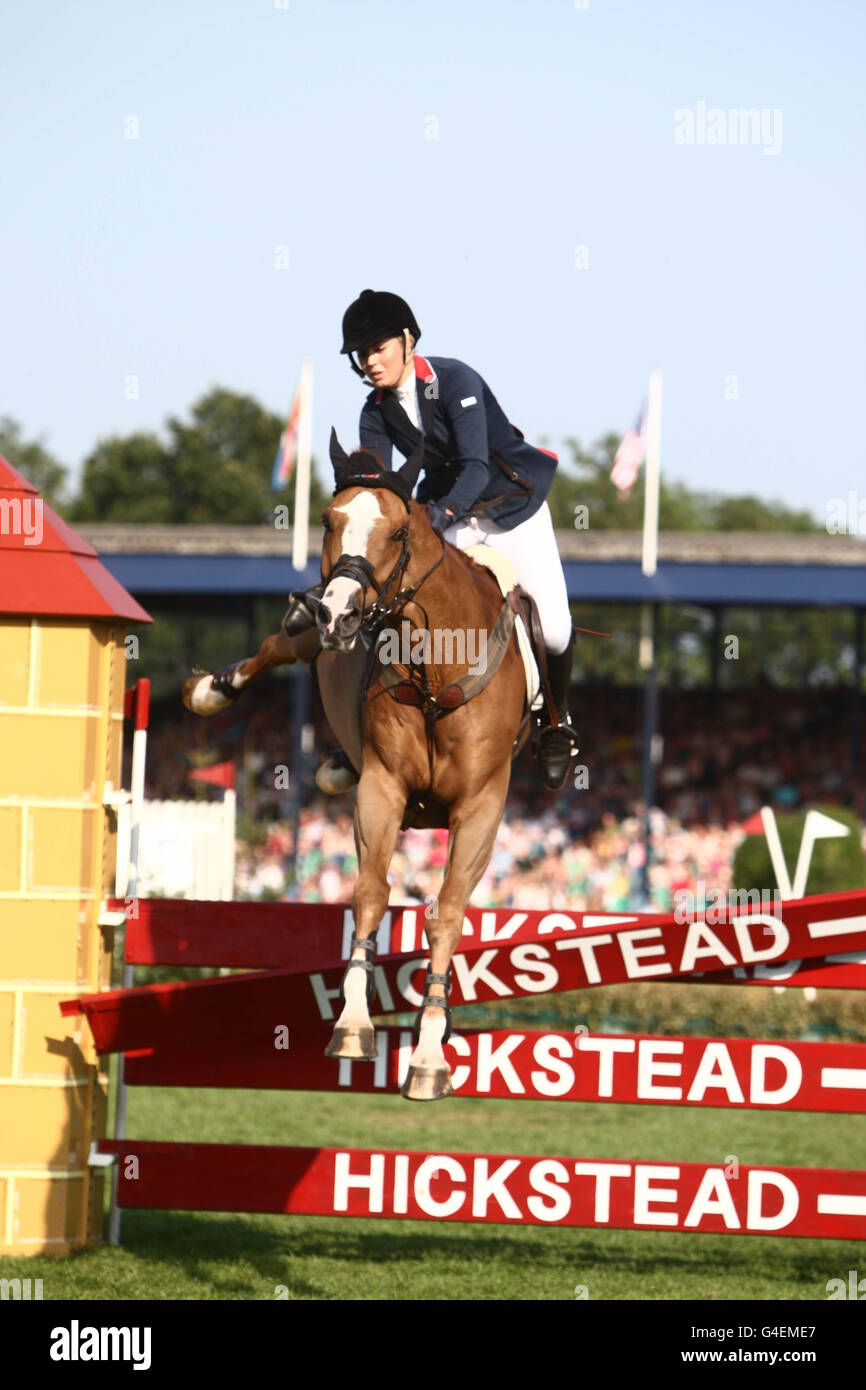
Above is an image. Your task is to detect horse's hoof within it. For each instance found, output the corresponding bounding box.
[400,1065,454,1102]
[315,753,360,795]
[325,1026,378,1060]
[182,673,226,715]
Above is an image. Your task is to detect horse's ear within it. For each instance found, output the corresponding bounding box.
[396,438,425,494]
[329,427,352,485]
[329,426,349,469]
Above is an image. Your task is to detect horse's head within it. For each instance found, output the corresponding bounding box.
[318,427,428,651]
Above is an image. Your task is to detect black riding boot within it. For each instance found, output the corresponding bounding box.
[282,580,325,637]
[536,630,579,791]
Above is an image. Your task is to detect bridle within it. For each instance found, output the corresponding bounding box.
[322,515,446,635]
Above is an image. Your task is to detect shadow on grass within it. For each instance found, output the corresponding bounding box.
[110,1210,841,1301]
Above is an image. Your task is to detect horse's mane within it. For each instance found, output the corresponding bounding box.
[345,447,383,471]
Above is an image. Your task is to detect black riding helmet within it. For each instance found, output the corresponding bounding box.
[341,289,421,379]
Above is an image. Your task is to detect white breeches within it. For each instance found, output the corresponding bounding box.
[444,501,573,654]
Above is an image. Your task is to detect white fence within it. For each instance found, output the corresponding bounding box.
[116,793,236,901]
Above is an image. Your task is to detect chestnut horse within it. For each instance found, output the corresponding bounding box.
[183,432,531,1100]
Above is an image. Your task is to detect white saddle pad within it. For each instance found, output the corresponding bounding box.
[464,545,543,711]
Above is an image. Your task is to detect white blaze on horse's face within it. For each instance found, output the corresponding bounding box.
[319,490,386,649]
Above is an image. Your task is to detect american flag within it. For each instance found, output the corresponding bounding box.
[610,406,647,495]
[271,386,301,491]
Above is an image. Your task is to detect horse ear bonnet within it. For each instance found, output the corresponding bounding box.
[328,428,424,510]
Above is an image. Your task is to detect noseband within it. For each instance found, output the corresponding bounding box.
[323,526,444,632]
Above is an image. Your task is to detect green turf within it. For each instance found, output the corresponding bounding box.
[2,1070,863,1301]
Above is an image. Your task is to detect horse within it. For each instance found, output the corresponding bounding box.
[183,430,533,1100]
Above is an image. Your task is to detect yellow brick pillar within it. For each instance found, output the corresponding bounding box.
[0,458,150,1255]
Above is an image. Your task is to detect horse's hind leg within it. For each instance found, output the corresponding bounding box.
[315,642,366,775]
[325,758,405,1060]
[182,627,318,715]
[402,767,511,1101]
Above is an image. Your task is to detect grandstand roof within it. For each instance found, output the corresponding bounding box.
[77,524,866,610]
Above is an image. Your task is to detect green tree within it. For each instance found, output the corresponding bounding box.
[0,416,69,509]
[547,434,822,533]
[71,432,173,522]
[69,387,329,525]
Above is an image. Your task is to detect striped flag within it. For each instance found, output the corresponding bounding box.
[611,405,647,495]
[271,385,302,491]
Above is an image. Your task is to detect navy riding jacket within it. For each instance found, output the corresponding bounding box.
[358,354,558,529]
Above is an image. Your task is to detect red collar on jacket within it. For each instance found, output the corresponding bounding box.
[374,354,434,404]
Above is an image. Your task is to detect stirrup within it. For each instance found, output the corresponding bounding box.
[412,965,453,1046]
[339,932,378,1008]
[537,717,579,791]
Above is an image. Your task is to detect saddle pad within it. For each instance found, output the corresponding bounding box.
[463,544,543,711]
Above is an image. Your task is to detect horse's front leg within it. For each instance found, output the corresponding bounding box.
[182,627,318,715]
[325,758,406,1060]
[402,767,511,1101]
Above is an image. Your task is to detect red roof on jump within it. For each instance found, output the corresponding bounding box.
[0,455,151,623]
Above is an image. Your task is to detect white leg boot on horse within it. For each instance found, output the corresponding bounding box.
[401,764,512,1100]
[324,754,404,1061]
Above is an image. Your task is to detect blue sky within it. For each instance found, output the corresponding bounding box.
[2,0,864,521]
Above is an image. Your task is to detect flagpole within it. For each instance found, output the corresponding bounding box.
[292,356,313,573]
[641,368,662,579]
[289,357,314,879]
[639,366,663,908]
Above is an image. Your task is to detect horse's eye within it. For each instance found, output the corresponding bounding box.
[321,516,331,532]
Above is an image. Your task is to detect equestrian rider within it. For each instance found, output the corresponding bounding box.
[286,288,579,791]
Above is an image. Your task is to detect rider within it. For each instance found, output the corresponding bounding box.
[286,288,578,791]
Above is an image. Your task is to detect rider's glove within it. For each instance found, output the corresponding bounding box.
[427,501,456,536]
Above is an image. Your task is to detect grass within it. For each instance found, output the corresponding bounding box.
[2,1073,863,1301]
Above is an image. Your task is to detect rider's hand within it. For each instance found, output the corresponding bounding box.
[427,501,456,535]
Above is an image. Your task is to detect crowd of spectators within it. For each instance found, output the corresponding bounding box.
[235,804,740,912]
[138,677,863,908]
